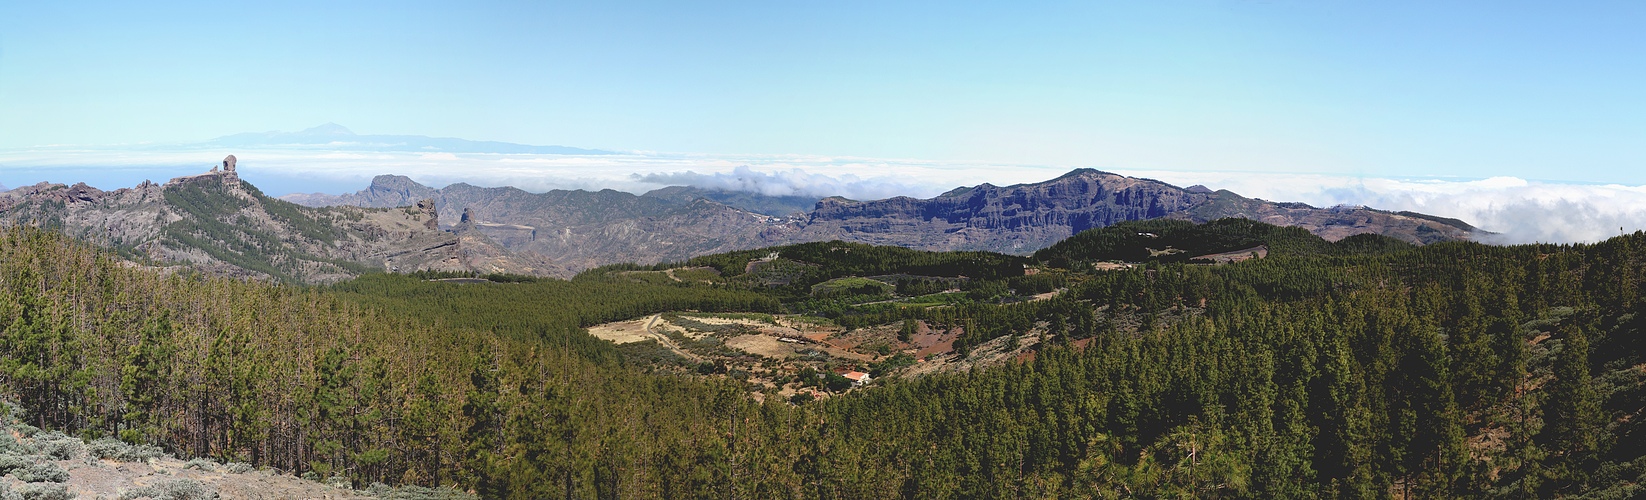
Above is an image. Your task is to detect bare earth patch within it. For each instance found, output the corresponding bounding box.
[726,334,798,359]
[587,318,653,344]
[6,455,371,500]
[1029,289,1064,301]
[1093,262,1137,271]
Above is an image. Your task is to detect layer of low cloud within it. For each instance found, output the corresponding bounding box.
[2,145,1642,244]
[0,147,1063,199]
[1130,170,1646,244]
[633,166,933,201]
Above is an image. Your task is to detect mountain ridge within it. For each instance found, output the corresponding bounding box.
[285,168,1481,274]
[0,163,566,282]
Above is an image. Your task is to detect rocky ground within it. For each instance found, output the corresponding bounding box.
[0,407,471,500]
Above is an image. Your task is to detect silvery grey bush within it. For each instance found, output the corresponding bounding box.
[28,432,80,461]
[144,479,213,500]
[0,454,32,475]
[86,438,166,462]
[0,434,27,455]
[11,462,69,483]
[325,475,352,489]
[14,482,72,500]
[118,478,213,500]
[181,458,217,471]
[363,482,478,500]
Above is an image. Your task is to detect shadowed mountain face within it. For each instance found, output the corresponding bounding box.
[286,169,1479,273]
[641,185,820,217]
[793,169,1476,252]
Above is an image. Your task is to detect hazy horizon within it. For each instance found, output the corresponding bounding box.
[2,2,1643,244]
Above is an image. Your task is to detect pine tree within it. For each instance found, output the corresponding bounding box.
[120,311,174,444]
[1539,324,1602,493]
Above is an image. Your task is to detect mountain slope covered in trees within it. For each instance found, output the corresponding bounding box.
[0,220,1640,498]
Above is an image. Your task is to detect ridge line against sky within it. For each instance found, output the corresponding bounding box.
[2,2,1643,183]
[2,131,1644,246]
[1,2,1643,243]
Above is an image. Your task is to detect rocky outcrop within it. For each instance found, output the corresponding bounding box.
[279,168,1481,273]
[282,174,438,208]
[287,180,798,271]
[413,199,440,230]
[791,169,1476,252]
[0,159,560,282]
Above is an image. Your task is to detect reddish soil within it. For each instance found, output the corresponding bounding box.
[908,322,959,358]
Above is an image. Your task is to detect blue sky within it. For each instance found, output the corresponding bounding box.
[2,1,1642,183]
[3,2,1646,243]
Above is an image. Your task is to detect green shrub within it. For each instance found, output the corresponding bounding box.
[29,433,80,461]
[0,434,27,455]
[12,424,39,438]
[0,453,32,475]
[182,458,217,471]
[84,438,127,460]
[155,479,212,500]
[85,438,165,463]
[16,482,73,500]
[223,462,254,474]
[12,462,69,483]
[119,478,212,500]
[115,489,150,500]
[325,475,352,489]
[364,482,478,500]
[1,402,24,425]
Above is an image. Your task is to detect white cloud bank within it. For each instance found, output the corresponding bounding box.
[1129,170,1646,245]
[2,146,1643,244]
[633,166,937,201]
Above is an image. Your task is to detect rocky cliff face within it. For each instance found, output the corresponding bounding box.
[281,174,437,208]
[284,169,1480,274]
[791,171,1218,253]
[287,177,799,271]
[0,168,559,282]
[792,169,1476,252]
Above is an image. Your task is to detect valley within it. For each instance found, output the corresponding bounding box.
[283,168,1479,278]
[0,164,1639,499]
[8,3,1634,498]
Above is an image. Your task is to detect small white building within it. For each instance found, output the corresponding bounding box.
[842,371,871,387]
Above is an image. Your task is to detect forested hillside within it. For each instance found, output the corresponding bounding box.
[0,221,1643,498]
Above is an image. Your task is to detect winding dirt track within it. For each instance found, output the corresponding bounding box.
[643,314,701,363]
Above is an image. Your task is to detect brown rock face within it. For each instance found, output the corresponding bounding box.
[792,170,1217,253]
[415,199,440,230]
[223,155,237,172]
[0,170,561,282]
[280,168,1482,273]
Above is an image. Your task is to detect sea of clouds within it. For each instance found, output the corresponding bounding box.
[1,146,1642,245]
